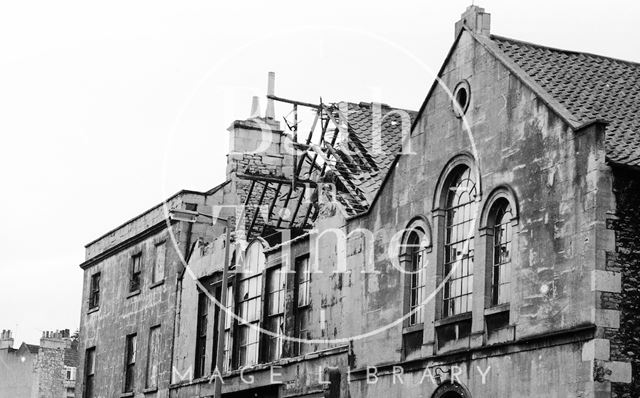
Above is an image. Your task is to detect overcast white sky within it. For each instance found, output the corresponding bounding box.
[0,0,638,346]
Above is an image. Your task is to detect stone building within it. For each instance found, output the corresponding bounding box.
[75,6,640,398]
[0,329,79,398]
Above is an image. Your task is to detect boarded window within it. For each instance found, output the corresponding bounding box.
[153,242,166,284]
[146,326,161,389]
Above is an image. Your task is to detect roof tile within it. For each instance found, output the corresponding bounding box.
[492,35,640,166]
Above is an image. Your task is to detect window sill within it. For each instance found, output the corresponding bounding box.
[127,290,141,299]
[402,324,424,334]
[143,387,158,394]
[150,279,165,289]
[484,303,510,316]
[120,393,134,398]
[87,306,99,314]
[434,312,472,327]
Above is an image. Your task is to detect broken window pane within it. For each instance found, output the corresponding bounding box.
[130,254,142,292]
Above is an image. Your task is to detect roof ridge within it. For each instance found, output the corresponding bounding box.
[340,100,417,115]
[491,34,640,69]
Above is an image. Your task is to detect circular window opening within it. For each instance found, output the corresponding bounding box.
[452,80,471,117]
[456,88,467,109]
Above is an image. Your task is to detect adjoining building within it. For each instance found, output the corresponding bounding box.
[0,329,79,398]
[75,6,640,398]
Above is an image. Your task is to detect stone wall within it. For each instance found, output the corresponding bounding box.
[607,167,640,398]
[38,332,67,398]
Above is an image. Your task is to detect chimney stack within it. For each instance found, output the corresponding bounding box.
[250,96,262,119]
[455,5,491,39]
[0,329,14,349]
[265,71,275,120]
[40,329,68,349]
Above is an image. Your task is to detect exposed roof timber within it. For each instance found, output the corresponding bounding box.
[237,173,318,188]
[247,180,269,236]
[267,94,319,109]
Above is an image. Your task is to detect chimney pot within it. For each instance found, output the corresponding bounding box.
[250,96,262,119]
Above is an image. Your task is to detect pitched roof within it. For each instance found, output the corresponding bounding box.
[338,102,417,205]
[22,343,39,354]
[490,35,640,167]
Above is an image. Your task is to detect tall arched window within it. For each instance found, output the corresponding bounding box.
[490,200,512,306]
[399,219,431,360]
[405,229,427,326]
[443,166,477,317]
[237,240,265,367]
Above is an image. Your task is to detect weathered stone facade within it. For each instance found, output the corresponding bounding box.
[76,6,640,398]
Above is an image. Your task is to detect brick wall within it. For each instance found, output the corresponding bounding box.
[607,167,640,397]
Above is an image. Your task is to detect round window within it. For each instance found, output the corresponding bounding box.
[452,80,471,117]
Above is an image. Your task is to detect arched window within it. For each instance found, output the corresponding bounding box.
[490,200,512,306]
[405,229,427,326]
[443,166,477,317]
[398,220,431,360]
[237,240,266,367]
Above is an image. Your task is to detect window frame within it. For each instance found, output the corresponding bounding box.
[129,253,142,293]
[84,347,96,398]
[478,186,519,314]
[264,265,285,362]
[441,166,477,318]
[491,202,513,307]
[123,334,137,393]
[235,240,266,368]
[88,273,100,310]
[294,256,311,356]
[222,282,234,372]
[194,292,208,378]
[400,229,429,327]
